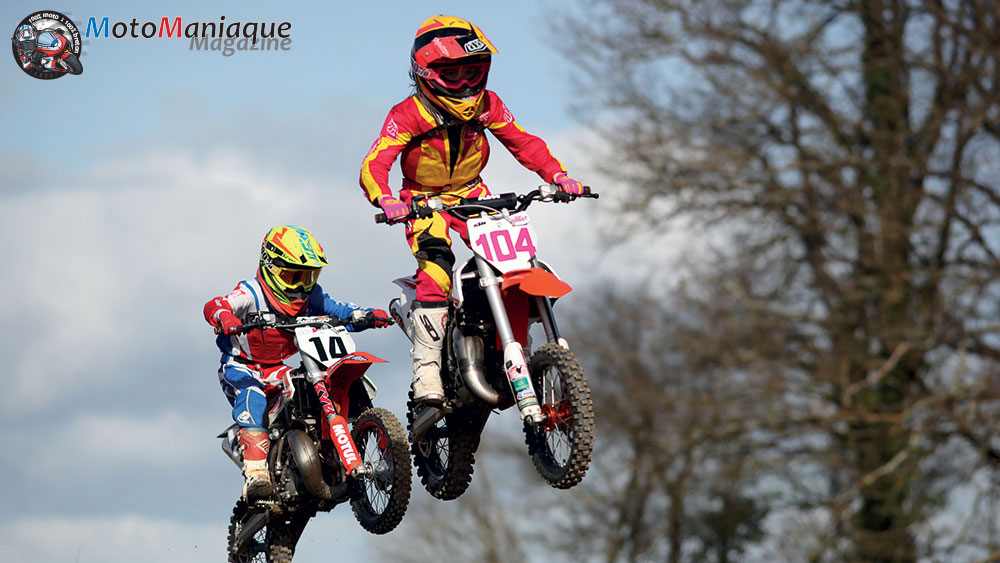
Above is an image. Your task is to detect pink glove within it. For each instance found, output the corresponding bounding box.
[378,195,409,221]
[553,172,584,196]
[215,311,242,335]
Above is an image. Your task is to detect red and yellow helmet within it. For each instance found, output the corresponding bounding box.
[256,225,328,316]
[411,15,498,121]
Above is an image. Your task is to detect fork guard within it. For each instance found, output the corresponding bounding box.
[501,268,572,298]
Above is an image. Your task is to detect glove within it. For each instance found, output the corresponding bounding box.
[378,195,409,221]
[215,311,242,335]
[553,172,584,196]
[369,309,393,328]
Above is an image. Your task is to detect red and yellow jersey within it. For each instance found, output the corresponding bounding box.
[360,90,565,203]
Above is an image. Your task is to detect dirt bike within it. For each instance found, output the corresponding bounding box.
[375,184,597,500]
[218,310,411,562]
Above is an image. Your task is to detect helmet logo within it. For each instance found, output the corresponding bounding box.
[296,230,321,263]
[463,39,487,54]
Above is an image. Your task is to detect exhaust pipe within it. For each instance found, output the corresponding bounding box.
[452,328,498,405]
[286,430,347,501]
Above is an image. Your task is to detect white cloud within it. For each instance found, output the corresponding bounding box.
[11,410,218,477]
[0,145,399,416]
[0,511,371,563]
[0,515,221,563]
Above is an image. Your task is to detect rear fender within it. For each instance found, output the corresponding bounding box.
[390,277,417,342]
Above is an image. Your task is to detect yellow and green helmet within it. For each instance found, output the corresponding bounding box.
[256,225,328,315]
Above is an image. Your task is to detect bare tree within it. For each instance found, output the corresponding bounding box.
[557,0,1000,561]
[376,446,529,563]
[553,284,774,563]
[377,284,776,563]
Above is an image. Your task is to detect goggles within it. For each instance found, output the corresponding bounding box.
[431,62,488,90]
[269,265,320,288]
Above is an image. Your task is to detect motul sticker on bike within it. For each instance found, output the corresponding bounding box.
[330,417,361,469]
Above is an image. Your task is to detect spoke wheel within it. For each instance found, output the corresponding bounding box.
[523,343,595,489]
[227,500,297,563]
[349,407,411,534]
[408,398,487,501]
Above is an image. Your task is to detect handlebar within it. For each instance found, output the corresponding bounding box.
[216,310,393,335]
[374,184,599,225]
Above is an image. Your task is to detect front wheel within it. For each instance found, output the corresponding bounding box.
[523,343,595,489]
[349,407,411,534]
[60,53,82,74]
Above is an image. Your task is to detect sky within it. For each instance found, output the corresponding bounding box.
[0,1,644,562]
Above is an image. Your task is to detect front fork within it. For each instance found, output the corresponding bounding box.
[474,256,553,424]
[301,356,365,476]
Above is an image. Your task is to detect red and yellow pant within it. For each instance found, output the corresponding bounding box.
[400,181,489,303]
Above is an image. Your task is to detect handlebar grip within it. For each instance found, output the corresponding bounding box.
[216,324,253,335]
[375,212,387,224]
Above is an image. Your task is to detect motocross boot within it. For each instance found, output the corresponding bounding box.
[238,428,275,502]
[410,305,447,405]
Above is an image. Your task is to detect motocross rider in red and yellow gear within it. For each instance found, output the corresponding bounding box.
[359,15,585,404]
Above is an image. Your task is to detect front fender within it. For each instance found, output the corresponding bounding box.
[501,267,572,298]
[323,352,387,421]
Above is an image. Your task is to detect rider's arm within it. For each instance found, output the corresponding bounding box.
[308,285,371,332]
[203,282,256,326]
[359,100,418,205]
[481,91,566,183]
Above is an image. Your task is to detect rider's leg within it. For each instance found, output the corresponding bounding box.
[219,363,275,501]
[410,303,448,403]
[406,219,456,404]
[237,427,274,501]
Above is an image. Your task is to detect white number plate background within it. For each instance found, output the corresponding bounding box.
[295,325,356,368]
[467,212,538,273]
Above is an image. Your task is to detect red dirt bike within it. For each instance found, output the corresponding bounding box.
[376,185,598,500]
[219,311,410,562]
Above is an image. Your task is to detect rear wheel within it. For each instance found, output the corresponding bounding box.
[349,407,411,534]
[409,399,488,501]
[227,500,298,563]
[523,343,595,489]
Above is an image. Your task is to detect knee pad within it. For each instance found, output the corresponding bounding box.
[233,386,267,428]
[414,236,456,275]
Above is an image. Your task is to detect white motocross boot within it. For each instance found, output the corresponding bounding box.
[410,306,447,405]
